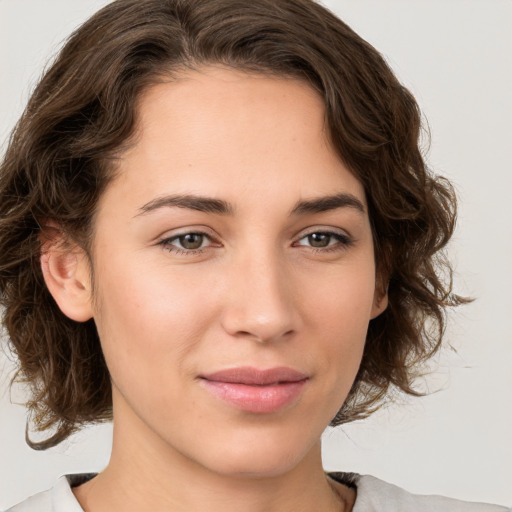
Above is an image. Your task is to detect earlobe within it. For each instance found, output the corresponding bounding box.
[40,230,93,322]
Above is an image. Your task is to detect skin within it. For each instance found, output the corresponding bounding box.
[42,66,387,512]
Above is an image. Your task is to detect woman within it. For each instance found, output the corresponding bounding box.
[0,0,509,510]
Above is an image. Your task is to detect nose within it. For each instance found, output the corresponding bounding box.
[220,249,298,343]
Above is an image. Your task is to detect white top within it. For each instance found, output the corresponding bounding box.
[4,473,510,512]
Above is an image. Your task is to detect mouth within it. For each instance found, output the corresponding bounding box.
[199,367,309,414]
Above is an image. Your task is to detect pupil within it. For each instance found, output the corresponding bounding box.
[180,234,203,249]
[308,233,330,247]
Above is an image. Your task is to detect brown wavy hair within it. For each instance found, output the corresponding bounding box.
[0,0,467,449]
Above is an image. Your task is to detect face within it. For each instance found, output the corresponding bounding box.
[73,67,386,477]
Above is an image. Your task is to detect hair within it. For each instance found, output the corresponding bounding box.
[0,0,467,449]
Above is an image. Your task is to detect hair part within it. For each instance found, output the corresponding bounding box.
[0,0,467,449]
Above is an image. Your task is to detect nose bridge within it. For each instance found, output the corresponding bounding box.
[221,244,296,342]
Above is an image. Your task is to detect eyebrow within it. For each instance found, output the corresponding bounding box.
[136,192,365,217]
[291,193,365,216]
[137,194,234,216]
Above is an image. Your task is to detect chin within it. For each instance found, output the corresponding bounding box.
[211,454,304,479]
[193,428,319,479]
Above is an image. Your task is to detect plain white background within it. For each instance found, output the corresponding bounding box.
[0,0,511,509]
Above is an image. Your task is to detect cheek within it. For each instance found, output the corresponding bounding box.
[299,258,376,386]
[91,255,222,391]
[302,255,377,334]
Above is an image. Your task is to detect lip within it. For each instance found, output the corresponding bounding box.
[199,366,309,414]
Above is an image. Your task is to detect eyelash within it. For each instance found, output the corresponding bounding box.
[158,229,354,256]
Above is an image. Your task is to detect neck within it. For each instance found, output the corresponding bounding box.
[73,394,355,512]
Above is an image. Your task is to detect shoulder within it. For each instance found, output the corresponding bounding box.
[329,472,510,512]
[4,474,94,512]
[4,488,53,512]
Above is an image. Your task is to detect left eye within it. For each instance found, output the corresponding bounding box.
[295,231,349,249]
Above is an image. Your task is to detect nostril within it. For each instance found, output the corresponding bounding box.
[233,328,295,344]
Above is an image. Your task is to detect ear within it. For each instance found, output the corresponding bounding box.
[370,278,389,320]
[40,226,93,322]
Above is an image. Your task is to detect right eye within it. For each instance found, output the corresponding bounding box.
[159,231,213,254]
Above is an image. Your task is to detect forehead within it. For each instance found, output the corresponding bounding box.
[133,65,329,154]
[101,66,366,215]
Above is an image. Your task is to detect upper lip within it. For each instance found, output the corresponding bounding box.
[200,366,308,385]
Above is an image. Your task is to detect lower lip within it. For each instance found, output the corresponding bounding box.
[200,379,307,414]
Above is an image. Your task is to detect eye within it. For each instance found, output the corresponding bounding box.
[302,232,335,248]
[174,233,207,250]
[159,231,213,253]
[294,230,352,251]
